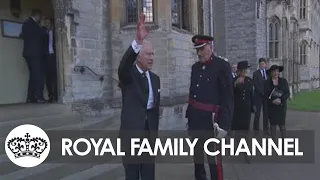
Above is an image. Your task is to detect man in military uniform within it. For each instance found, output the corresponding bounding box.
[185,35,234,180]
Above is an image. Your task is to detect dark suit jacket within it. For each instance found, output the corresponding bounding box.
[253,69,267,97]
[118,45,161,133]
[21,17,45,57]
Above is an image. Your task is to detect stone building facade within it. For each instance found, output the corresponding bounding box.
[212,0,268,76]
[267,0,320,92]
[212,0,320,95]
[46,0,213,121]
[0,0,213,127]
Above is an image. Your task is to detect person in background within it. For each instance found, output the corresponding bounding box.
[42,17,58,102]
[231,63,238,79]
[253,58,269,134]
[231,60,255,163]
[21,9,46,103]
[265,65,290,139]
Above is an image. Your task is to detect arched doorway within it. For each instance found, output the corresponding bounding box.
[0,0,58,104]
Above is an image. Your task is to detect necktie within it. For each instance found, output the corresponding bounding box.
[262,70,266,80]
[142,72,149,95]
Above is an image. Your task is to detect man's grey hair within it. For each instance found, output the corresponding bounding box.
[139,40,152,55]
[135,40,153,64]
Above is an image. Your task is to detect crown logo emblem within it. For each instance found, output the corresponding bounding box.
[7,133,48,159]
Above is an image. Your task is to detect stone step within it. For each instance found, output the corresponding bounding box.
[59,164,122,180]
[0,103,71,122]
[22,164,103,180]
[0,150,121,179]
[0,112,81,139]
[0,115,121,179]
[87,165,124,180]
[0,116,119,161]
[0,163,123,180]
[0,103,124,180]
[0,103,120,152]
[0,104,190,180]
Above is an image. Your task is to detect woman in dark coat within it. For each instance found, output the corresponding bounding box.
[231,60,255,131]
[231,60,255,163]
[265,65,290,139]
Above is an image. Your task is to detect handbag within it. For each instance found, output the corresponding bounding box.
[268,88,283,99]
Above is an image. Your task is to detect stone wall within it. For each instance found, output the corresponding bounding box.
[298,0,320,90]
[255,0,268,69]
[213,0,267,75]
[202,0,211,36]
[212,0,226,57]
[53,0,111,104]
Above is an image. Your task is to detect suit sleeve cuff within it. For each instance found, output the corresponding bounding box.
[131,40,142,54]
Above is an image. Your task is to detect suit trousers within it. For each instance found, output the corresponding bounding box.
[44,54,58,100]
[193,136,223,180]
[253,94,269,131]
[123,109,156,180]
[25,56,45,100]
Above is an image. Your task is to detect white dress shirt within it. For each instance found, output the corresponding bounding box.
[48,30,54,54]
[131,40,154,109]
[260,69,267,80]
[232,72,237,78]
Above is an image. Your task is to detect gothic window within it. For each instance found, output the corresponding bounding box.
[318,45,320,63]
[269,17,280,59]
[171,0,190,31]
[282,18,288,58]
[299,0,307,19]
[256,0,262,19]
[299,40,308,65]
[126,0,154,24]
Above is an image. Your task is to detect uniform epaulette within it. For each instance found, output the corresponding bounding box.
[218,56,229,62]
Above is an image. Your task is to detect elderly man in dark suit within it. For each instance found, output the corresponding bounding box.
[21,9,46,103]
[117,13,160,180]
[253,58,269,133]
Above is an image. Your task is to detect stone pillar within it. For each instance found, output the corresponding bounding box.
[52,0,112,106]
[52,0,73,103]
[212,0,226,57]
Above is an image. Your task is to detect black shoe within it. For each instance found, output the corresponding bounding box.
[26,99,37,103]
[37,99,47,103]
[48,96,57,103]
[34,96,48,103]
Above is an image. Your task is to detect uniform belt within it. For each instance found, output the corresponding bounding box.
[188,98,220,121]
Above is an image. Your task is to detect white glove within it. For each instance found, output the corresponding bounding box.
[213,123,228,139]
